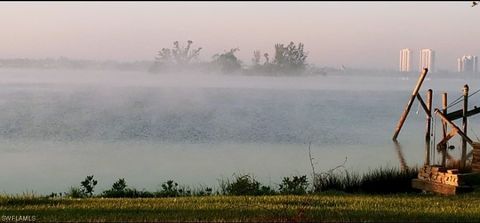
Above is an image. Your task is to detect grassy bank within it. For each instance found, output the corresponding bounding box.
[1,192,480,222]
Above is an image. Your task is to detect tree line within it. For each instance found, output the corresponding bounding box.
[149,40,326,76]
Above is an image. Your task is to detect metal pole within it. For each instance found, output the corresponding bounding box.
[393,68,429,141]
[462,84,469,169]
[425,89,432,165]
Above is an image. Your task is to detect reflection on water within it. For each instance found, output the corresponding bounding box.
[1,69,480,194]
[393,141,408,171]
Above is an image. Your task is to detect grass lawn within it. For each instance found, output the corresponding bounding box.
[1,192,480,222]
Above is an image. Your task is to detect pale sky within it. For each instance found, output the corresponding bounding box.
[0,1,478,70]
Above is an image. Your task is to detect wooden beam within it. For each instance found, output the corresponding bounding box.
[416,94,431,115]
[442,92,448,167]
[393,68,429,141]
[435,109,474,147]
[437,128,458,151]
[462,85,469,169]
[444,106,480,121]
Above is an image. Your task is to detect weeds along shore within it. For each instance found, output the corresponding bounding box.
[2,166,421,199]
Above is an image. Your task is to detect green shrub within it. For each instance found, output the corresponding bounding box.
[102,178,127,198]
[155,180,191,197]
[278,175,308,195]
[258,185,276,196]
[102,178,154,198]
[192,186,213,196]
[225,174,276,196]
[67,186,85,198]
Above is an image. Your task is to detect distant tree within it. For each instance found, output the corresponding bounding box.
[80,175,97,197]
[212,48,242,74]
[252,50,262,66]
[155,180,192,197]
[150,40,202,73]
[111,178,127,191]
[273,41,308,73]
[263,53,270,65]
[247,42,308,76]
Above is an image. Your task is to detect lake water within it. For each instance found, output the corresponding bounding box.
[1,69,480,194]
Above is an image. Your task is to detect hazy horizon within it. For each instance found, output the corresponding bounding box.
[1,2,479,71]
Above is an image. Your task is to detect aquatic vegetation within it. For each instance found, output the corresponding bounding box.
[312,166,419,194]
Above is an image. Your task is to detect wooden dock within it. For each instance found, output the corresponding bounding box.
[473,143,480,172]
[393,68,480,195]
[412,165,479,195]
[412,145,480,195]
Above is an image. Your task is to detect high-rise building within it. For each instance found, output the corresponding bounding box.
[399,48,411,72]
[457,55,478,72]
[472,56,477,72]
[457,58,463,72]
[419,49,435,72]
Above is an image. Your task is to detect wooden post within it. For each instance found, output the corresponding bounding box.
[462,85,469,169]
[393,68,429,141]
[425,89,432,165]
[441,92,448,167]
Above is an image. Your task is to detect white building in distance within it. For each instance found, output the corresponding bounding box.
[399,48,411,72]
[419,49,435,72]
[457,55,478,72]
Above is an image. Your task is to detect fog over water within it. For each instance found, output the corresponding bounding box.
[1,69,480,194]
